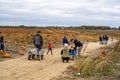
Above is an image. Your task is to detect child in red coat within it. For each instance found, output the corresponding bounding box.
[47,41,53,54]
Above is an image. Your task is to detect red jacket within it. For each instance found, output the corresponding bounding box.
[48,43,52,48]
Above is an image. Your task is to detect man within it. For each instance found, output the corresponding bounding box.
[0,32,4,52]
[33,31,43,59]
[71,39,83,57]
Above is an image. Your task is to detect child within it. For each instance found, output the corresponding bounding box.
[47,41,53,54]
[69,46,77,60]
[61,44,70,63]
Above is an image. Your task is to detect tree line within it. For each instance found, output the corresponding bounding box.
[0,25,119,30]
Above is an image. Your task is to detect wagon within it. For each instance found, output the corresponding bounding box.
[27,48,44,60]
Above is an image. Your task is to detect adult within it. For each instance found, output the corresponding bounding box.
[33,31,43,59]
[62,35,70,46]
[104,35,109,44]
[99,35,103,44]
[71,39,83,57]
[0,32,4,52]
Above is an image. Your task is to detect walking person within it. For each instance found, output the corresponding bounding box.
[47,40,53,54]
[33,31,43,59]
[62,35,70,46]
[70,39,83,57]
[104,35,109,44]
[99,35,103,44]
[0,32,4,52]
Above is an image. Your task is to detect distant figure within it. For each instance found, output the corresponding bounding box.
[103,35,109,44]
[33,31,43,59]
[62,35,70,46]
[99,35,103,44]
[69,46,77,60]
[47,40,53,54]
[71,39,83,57]
[60,44,70,63]
[0,32,4,52]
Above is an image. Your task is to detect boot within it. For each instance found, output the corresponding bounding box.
[41,55,44,60]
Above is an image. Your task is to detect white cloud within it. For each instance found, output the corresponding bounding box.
[0,0,120,27]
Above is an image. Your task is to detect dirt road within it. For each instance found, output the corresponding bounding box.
[0,40,117,80]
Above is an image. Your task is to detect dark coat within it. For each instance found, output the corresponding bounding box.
[34,34,43,46]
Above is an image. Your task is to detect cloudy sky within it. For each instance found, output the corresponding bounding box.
[0,0,120,27]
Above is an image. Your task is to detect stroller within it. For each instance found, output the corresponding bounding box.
[27,48,44,60]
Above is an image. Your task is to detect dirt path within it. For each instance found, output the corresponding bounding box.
[0,40,117,80]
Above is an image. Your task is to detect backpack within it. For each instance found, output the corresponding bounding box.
[62,48,69,58]
[34,34,42,45]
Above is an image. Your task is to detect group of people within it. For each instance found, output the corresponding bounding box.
[31,31,83,62]
[1,30,110,63]
[0,31,83,62]
[61,35,83,63]
[99,35,109,44]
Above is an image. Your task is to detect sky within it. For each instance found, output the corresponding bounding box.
[0,0,120,27]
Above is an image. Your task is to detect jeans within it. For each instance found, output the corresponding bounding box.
[0,42,4,51]
[35,45,42,53]
[77,46,83,57]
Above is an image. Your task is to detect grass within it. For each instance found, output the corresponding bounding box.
[67,40,120,79]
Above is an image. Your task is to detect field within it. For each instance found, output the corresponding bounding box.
[0,28,120,80]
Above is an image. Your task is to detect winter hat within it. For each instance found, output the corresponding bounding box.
[64,43,68,47]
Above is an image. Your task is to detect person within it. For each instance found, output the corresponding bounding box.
[47,40,53,54]
[99,35,103,44]
[104,35,109,44]
[60,44,70,63]
[0,32,4,52]
[70,39,83,57]
[33,31,43,59]
[103,35,109,44]
[69,46,77,60]
[62,35,70,46]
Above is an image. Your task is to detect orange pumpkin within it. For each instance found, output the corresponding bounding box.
[0,50,3,54]
[4,53,11,58]
[101,50,106,55]
[71,65,79,71]
[19,51,24,55]
[99,56,106,60]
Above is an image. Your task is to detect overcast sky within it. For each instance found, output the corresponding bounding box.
[0,0,120,27]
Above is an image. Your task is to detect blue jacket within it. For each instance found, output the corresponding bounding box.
[63,36,69,45]
[69,49,76,56]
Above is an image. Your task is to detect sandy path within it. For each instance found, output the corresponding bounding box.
[0,40,117,80]
[0,48,74,80]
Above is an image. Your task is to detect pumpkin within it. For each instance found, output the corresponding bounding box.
[99,56,106,60]
[0,50,3,54]
[4,53,11,58]
[19,51,24,55]
[101,50,106,55]
[71,65,79,71]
